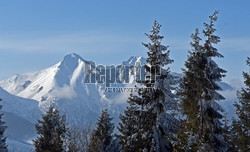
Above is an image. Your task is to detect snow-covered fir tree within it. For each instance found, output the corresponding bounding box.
[119,20,178,152]
[142,20,178,151]
[68,124,93,152]
[0,99,7,152]
[232,57,250,151]
[176,11,227,152]
[118,93,155,152]
[33,106,68,152]
[118,93,141,151]
[89,109,114,152]
[175,28,203,151]
[222,113,235,151]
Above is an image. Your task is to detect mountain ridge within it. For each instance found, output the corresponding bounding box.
[0,53,238,151]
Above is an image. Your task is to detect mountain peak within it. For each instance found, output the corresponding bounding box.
[59,53,86,73]
[62,53,84,64]
[54,53,86,87]
[122,56,147,65]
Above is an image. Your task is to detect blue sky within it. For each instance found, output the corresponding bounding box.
[0,0,249,86]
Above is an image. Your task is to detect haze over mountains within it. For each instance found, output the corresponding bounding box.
[0,53,237,151]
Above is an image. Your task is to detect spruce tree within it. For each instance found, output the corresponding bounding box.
[89,109,114,152]
[33,106,68,152]
[232,57,250,151]
[118,94,140,151]
[222,113,235,151]
[68,124,93,152]
[142,20,178,151]
[177,11,227,151]
[175,28,203,151]
[119,20,178,152]
[118,93,155,152]
[200,11,227,151]
[0,99,7,152]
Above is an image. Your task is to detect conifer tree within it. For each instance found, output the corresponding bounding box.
[175,28,203,151]
[33,106,68,152]
[232,57,250,151]
[118,94,140,151]
[89,109,114,152]
[0,99,7,152]
[119,20,177,152]
[222,113,235,151]
[177,11,227,151]
[68,124,93,152]
[118,93,155,152]
[142,20,178,151]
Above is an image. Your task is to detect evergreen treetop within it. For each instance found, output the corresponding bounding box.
[33,106,67,152]
[0,99,7,152]
[177,11,227,152]
[232,57,250,151]
[89,109,114,152]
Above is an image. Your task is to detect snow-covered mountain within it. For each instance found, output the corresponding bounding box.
[0,53,238,122]
[0,53,121,151]
[0,53,109,125]
[0,53,238,151]
[0,87,41,151]
[122,56,147,66]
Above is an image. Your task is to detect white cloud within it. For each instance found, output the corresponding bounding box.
[220,89,237,101]
[229,78,244,90]
[50,85,76,99]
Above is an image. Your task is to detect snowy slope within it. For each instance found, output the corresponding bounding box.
[0,53,108,125]
[0,54,148,124]
[0,87,41,151]
[218,82,237,119]
[0,53,238,121]
[0,53,238,151]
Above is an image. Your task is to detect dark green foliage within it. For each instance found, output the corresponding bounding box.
[68,124,93,152]
[0,99,7,152]
[142,20,177,152]
[118,20,177,152]
[89,109,114,152]
[33,106,67,152]
[176,11,227,151]
[232,57,250,151]
[222,114,236,151]
[118,93,155,152]
[176,28,205,152]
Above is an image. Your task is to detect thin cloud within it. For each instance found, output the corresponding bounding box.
[0,33,249,54]
[219,37,250,51]
[0,32,141,53]
[169,37,250,52]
